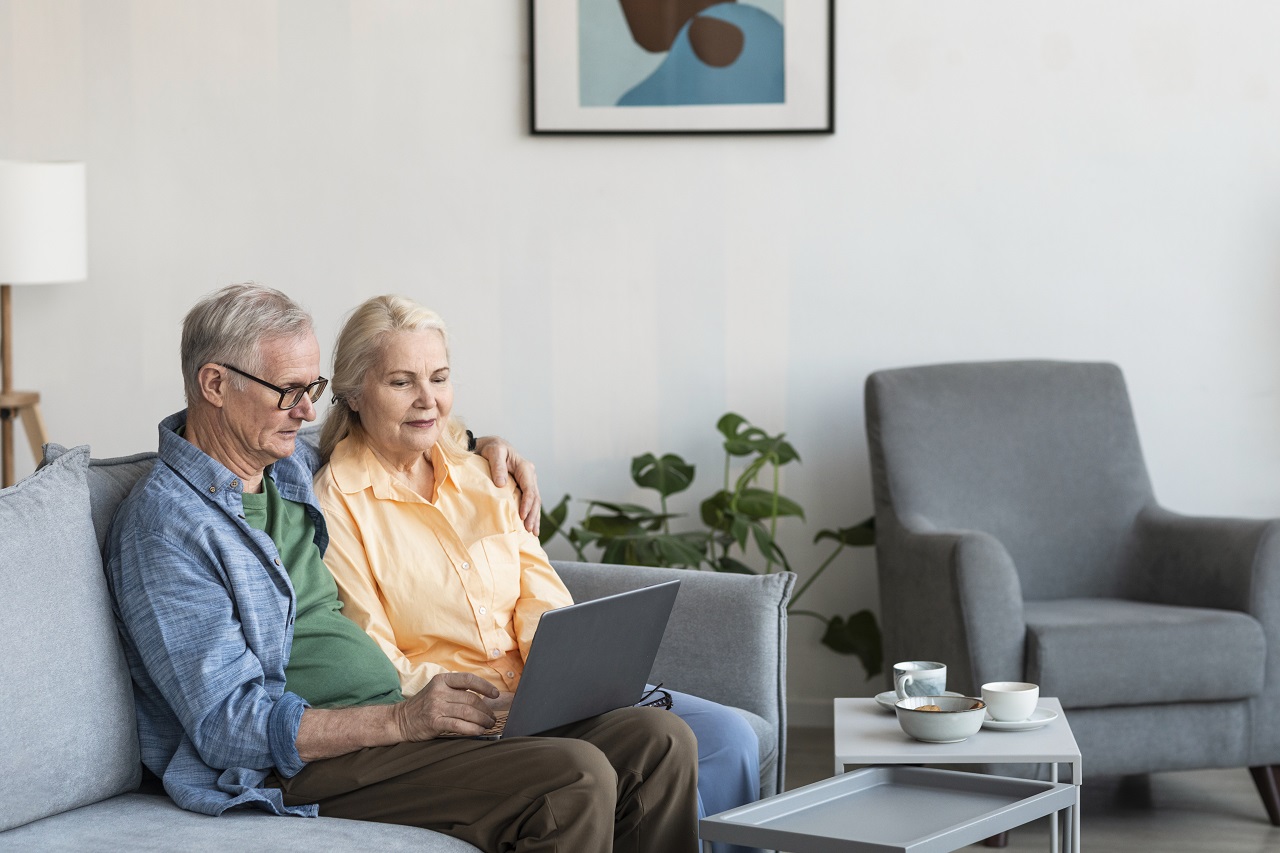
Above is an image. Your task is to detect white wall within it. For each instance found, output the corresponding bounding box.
[4,0,1280,725]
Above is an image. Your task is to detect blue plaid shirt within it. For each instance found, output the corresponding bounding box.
[106,411,326,817]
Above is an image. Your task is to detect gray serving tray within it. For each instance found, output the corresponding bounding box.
[699,765,1075,853]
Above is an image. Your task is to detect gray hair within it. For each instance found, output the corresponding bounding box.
[318,294,468,464]
[180,283,314,404]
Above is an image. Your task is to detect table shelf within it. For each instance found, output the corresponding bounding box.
[700,765,1076,853]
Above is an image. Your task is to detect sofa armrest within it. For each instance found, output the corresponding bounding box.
[552,560,793,723]
[1128,506,1280,616]
[555,558,793,788]
[877,517,1026,695]
[552,561,793,782]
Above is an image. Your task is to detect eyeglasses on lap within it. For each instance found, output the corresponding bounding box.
[219,363,329,410]
[638,683,674,711]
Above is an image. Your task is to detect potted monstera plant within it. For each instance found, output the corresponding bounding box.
[540,413,882,678]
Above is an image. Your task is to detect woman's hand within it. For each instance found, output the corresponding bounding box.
[474,435,541,535]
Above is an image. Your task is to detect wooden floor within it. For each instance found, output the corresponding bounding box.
[785,726,1280,852]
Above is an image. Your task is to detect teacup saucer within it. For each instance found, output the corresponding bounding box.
[981,707,1059,731]
[875,690,965,712]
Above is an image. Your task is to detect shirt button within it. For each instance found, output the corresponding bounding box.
[275,558,282,566]
[208,485,216,493]
[478,606,487,615]
[491,649,500,659]
[461,561,470,570]
[230,479,239,488]
[506,671,515,678]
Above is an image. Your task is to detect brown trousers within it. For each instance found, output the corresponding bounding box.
[270,706,699,853]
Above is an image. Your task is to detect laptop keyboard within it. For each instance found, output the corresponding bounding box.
[436,708,509,739]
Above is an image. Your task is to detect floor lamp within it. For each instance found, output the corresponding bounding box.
[0,161,87,487]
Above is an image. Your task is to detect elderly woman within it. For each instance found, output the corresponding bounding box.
[314,295,760,853]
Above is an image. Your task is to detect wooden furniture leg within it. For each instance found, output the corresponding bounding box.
[1,414,11,487]
[1251,765,1280,826]
[983,831,1009,847]
[0,391,46,487]
[19,396,47,461]
[1,283,11,488]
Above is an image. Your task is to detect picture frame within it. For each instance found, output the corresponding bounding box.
[530,0,835,135]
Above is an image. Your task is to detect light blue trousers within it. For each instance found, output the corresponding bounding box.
[663,688,764,853]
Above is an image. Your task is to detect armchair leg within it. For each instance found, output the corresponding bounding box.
[1250,765,1280,826]
[982,832,1009,847]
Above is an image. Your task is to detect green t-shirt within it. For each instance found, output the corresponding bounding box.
[242,475,403,709]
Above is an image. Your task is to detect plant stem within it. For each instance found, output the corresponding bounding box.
[790,544,843,607]
[764,460,780,573]
[788,607,829,622]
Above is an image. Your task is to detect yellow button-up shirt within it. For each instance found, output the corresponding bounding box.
[314,436,572,697]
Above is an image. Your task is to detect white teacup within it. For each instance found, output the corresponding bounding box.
[981,681,1040,722]
[893,661,947,700]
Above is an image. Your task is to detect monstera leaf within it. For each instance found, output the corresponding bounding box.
[717,412,799,464]
[821,609,883,678]
[538,494,572,548]
[631,453,696,498]
[814,516,875,547]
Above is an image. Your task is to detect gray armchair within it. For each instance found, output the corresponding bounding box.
[865,360,1280,824]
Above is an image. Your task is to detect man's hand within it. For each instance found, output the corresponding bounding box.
[475,435,541,535]
[296,672,502,761]
[483,691,515,715]
[393,672,502,741]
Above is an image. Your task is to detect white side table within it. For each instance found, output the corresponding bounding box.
[834,697,1082,853]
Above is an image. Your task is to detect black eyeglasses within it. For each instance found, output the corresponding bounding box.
[638,683,674,711]
[219,364,328,410]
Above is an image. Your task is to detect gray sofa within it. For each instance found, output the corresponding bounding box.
[0,444,793,850]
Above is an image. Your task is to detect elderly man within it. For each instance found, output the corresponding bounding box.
[106,283,699,852]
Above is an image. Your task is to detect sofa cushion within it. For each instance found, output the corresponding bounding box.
[1024,597,1266,708]
[0,792,480,851]
[0,447,142,831]
[44,443,157,553]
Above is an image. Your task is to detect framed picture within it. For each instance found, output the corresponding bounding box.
[530,0,835,135]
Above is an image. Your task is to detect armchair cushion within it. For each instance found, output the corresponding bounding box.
[1025,598,1265,708]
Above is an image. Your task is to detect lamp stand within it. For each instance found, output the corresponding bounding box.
[0,284,49,487]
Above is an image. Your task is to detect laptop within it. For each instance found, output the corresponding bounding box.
[462,579,681,739]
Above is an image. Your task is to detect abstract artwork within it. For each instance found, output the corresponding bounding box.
[531,0,834,134]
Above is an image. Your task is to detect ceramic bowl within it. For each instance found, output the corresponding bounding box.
[895,695,986,743]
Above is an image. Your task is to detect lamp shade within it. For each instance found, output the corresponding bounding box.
[0,160,87,284]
